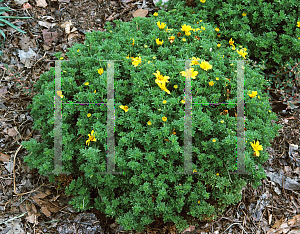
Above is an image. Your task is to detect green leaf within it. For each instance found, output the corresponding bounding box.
[0,29,5,41]
[0,16,32,19]
[0,18,27,34]
[0,7,11,13]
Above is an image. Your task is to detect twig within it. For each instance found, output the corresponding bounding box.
[221,222,248,234]
[13,183,45,196]
[12,144,46,196]
[32,52,47,67]
[0,212,27,225]
[13,144,22,195]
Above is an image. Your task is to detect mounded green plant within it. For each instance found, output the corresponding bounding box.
[164,0,300,88]
[22,6,282,232]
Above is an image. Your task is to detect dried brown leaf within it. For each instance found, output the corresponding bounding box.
[0,152,10,162]
[41,206,51,217]
[132,8,148,18]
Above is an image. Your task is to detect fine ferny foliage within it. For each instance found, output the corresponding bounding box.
[165,0,300,87]
[22,3,282,232]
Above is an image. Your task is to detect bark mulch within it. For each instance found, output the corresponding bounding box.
[1,0,300,233]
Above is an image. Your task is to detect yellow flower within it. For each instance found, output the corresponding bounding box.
[220,120,224,123]
[181,24,193,33]
[94,90,96,94]
[86,130,97,146]
[60,57,64,60]
[131,38,135,46]
[237,49,247,59]
[200,0,206,3]
[196,28,200,31]
[216,173,219,176]
[215,27,220,32]
[132,56,142,67]
[77,49,80,52]
[85,82,89,85]
[98,68,104,75]
[181,99,185,104]
[216,77,219,80]
[153,71,170,93]
[180,68,198,79]
[198,200,200,204]
[119,105,129,112]
[242,12,247,17]
[269,110,271,113]
[168,36,175,44]
[229,38,234,46]
[153,12,158,16]
[162,116,167,122]
[153,70,170,86]
[157,21,166,29]
[185,31,191,36]
[148,61,151,64]
[193,169,197,173]
[201,26,205,30]
[63,71,67,73]
[174,85,178,89]
[87,113,91,117]
[163,100,167,104]
[190,57,201,65]
[156,38,164,45]
[251,140,263,157]
[209,81,215,86]
[248,91,258,98]
[212,139,216,142]
[144,45,148,48]
[147,121,152,125]
[182,38,186,41]
[200,60,212,71]
[258,96,260,99]
[157,82,171,94]
[217,43,221,47]
[232,45,236,50]
[153,56,156,59]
